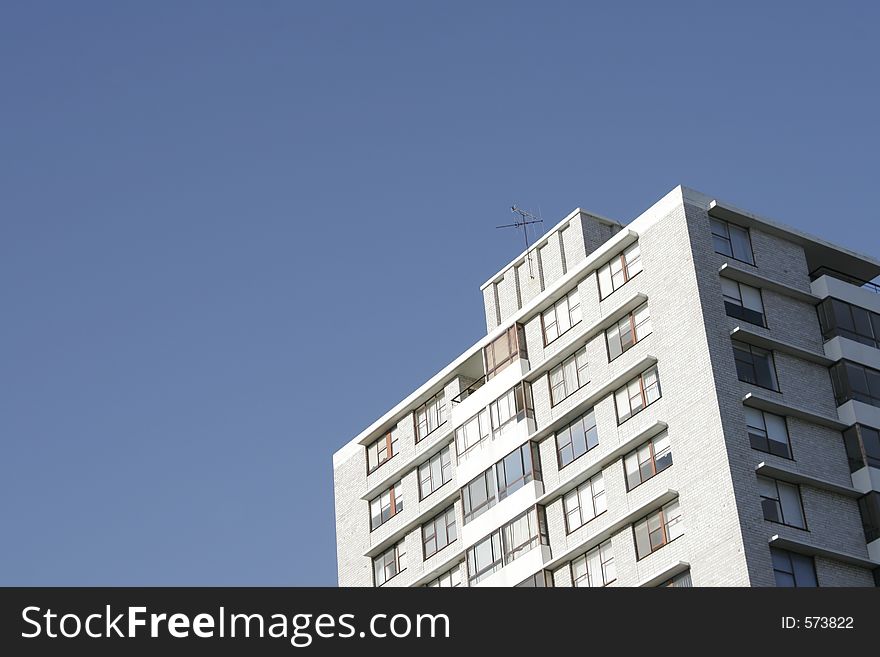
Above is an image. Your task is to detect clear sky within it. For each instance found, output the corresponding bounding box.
[1,2,878,586]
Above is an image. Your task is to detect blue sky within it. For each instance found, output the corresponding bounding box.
[1,2,878,585]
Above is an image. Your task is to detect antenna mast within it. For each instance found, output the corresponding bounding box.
[497,205,544,278]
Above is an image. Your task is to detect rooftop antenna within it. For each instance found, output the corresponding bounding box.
[497,205,544,278]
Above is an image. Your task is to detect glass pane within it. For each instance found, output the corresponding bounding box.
[774,571,796,587]
[625,244,643,277]
[634,521,651,559]
[778,483,805,528]
[570,419,587,460]
[745,406,766,431]
[757,476,778,499]
[607,324,622,360]
[771,549,793,574]
[712,234,732,257]
[625,454,640,488]
[741,284,763,313]
[762,498,782,523]
[730,224,754,264]
[598,265,613,298]
[710,218,729,239]
[615,388,630,421]
[764,413,788,442]
[720,277,741,301]
[852,306,873,338]
[791,554,817,587]
[831,299,855,332]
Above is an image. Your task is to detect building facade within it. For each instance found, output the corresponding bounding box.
[333,186,880,587]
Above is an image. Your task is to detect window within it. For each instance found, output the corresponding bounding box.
[548,346,590,405]
[415,391,446,442]
[422,506,457,559]
[462,442,541,524]
[496,442,542,500]
[466,506,548,585]
[624,431,672,490]
[598,243,643,299]
[366,429,398,474]
[771,548,817,587]
[489,382,534,440]
[633,500,683,560]
[425,565,462,588]
[830,360,880,408]
[467,532,503,586]
[516,571,554,587]
[418,446,453,499]
[373,541,406,586]
[456,383,534,463]
[563,472,607,532]
[733,340,779,391]
[483,324,527,380]
[571,540,616,587]
[369,482,403,531]
[817,297,880,349]
[721,279,765,327]
[842,424,880,472]
[858,492,880,543]
[455,408,490,461]
[659,570,692,587]
[606,302,652,361]
[758,476,806,529]
[502,506,548,563]
[745,407,792,459]
[710,218,754,265]
[555,409,599,468]
[542,287,582,345]
[614,365,662,423]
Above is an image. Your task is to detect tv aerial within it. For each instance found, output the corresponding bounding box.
[497,205,544,278]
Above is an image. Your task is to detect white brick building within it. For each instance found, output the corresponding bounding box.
[333,186,880,587]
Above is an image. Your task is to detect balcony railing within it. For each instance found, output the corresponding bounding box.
[810,266,880,295]
[452,376,487,404]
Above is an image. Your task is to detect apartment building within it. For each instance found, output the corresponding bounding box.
[332,185,880,587]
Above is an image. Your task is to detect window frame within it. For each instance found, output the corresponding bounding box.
[721,278,766,327]
[758,476,807,530]
[605,302,653,362]
[770,547,817,587]
[732,340,780,392]
[414,390,447,443]
[614,365,662,424]
[745,407,793,460]
[597,243,643,300]
[462,442,541,524]
[623,431,673,491]
[817,297,880,349]
[373,540,406,587]
[366,429,399,475]
[418,446,453,500]
[465,505,548,585]
[554,408,599,469]
[563,471,607,533]
[842,424,880,472]
[483,324,528,380]
[541,287,582,346]
[570,540,616,588]
[369,481,404,532]
[710,217,755,265]
[830,360,880,408]
[548,346,590,406]
[425,564,463,588]
[422,505,458,560]
[633,500,683,560]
